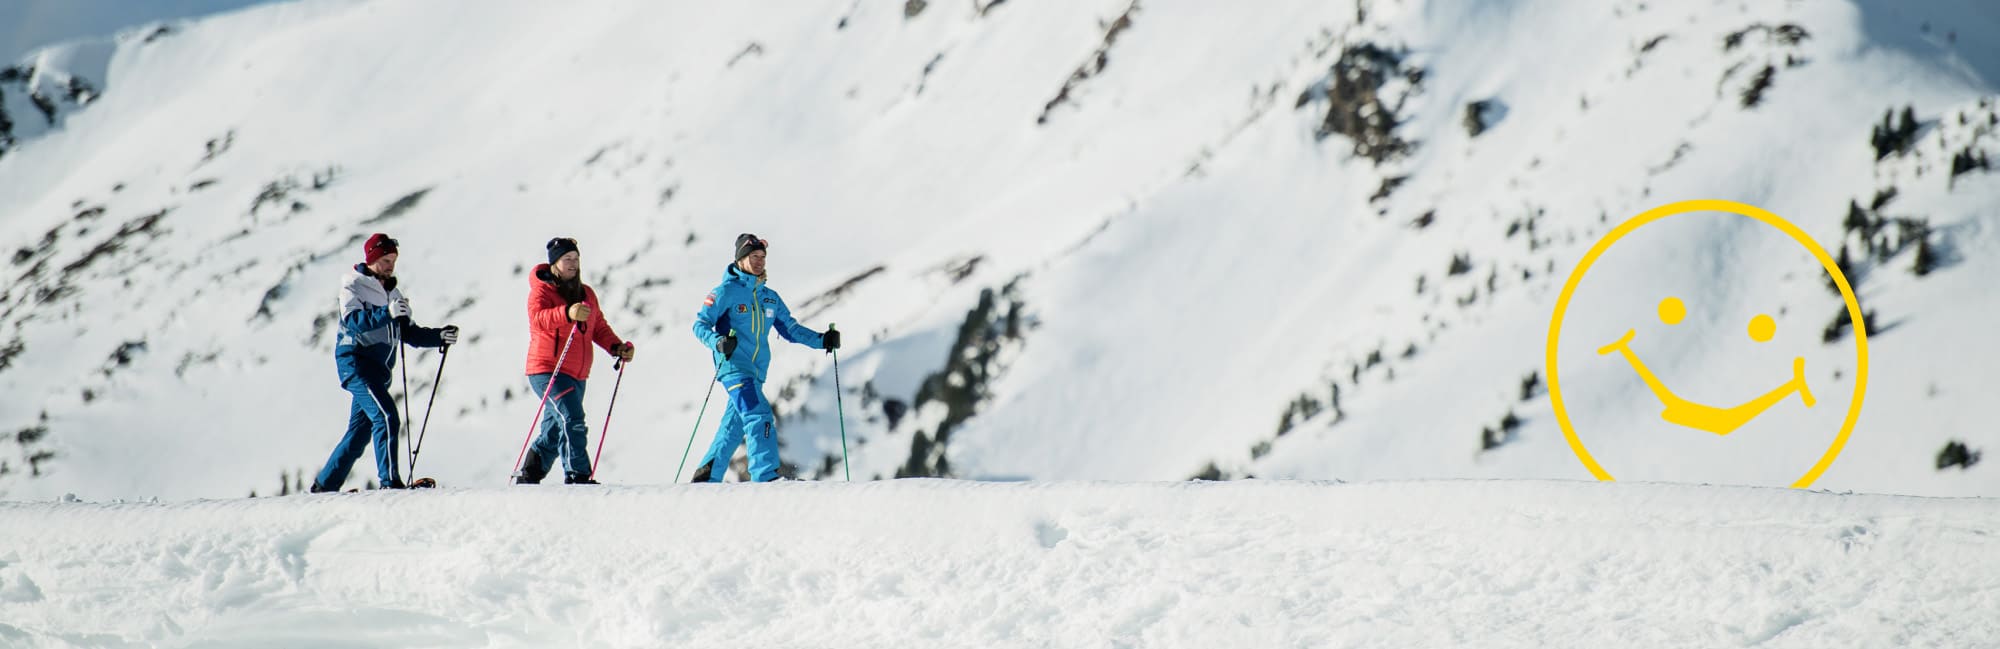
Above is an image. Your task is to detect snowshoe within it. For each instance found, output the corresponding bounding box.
[410,477,438,489]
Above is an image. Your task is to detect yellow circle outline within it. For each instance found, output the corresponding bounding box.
[1546,199,1868,488]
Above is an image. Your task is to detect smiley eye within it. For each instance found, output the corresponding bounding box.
[1748,314,1775,342]
[1658,296,1686,325]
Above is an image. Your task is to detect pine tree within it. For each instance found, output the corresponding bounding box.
[1843,200,1869,234]
[1880,109,1895,143]
[1913,225,1937,276]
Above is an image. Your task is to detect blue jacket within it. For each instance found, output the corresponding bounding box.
[693,264,824,384]
[335,264,447,386]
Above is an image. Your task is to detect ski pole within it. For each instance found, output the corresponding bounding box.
[674,334,729,483]
[396,321,413,486]
[830,323,850,481]
[514,322,582,480]
[408,344,449,477]
[674,370,720,483]
[588,353,628,481]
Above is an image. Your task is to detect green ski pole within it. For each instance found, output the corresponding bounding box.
[830,323,851,481]
[675,332,730,483]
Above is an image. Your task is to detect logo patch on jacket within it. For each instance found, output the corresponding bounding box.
[737,304,748,313]
[703,293,716,307]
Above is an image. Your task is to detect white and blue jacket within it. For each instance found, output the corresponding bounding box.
[335,264,445,386]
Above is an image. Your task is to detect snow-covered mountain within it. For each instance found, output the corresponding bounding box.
[1,0,1998,500]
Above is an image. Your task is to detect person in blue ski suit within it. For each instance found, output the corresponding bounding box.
[689,233,840,482]
[312,233,458,492]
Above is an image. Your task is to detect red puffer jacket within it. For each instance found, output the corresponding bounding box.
[525,264,625,380]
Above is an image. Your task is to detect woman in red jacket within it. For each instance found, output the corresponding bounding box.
[517,237,634,485]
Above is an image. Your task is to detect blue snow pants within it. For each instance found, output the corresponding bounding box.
[315,377,402,489]
[526,372,591,478]
[699,377,780,482]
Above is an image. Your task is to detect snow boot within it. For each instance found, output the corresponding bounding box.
[513,450,548,484]
[689,460,715,483]
[564,473,599,485]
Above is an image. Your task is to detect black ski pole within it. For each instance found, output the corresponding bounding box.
[408,344,449,477]
[397,322,413,487]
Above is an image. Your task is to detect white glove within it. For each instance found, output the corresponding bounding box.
[389,297,411,319]
[440,325,459,345]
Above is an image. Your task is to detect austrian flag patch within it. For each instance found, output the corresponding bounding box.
[703,293,716,307]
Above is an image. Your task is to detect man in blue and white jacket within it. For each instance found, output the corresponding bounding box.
[689,234,839,482]
[312,233,458,492]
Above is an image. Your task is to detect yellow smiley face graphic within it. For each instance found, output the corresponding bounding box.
[1547,200,1869,488]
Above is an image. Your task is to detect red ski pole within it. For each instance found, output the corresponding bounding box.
[588,351,629,481]
[514,322,582,480]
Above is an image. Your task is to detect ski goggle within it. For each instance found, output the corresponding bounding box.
[369,236,399,252]
[548,237,578,249]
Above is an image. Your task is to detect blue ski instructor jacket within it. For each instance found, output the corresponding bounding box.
[693,264,823,384]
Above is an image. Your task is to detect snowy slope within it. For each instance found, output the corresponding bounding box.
[0,0,1997,500]
[3,480,1999,648]
[0,1,286,158]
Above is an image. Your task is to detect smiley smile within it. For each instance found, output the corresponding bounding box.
[1597,328,1815,436]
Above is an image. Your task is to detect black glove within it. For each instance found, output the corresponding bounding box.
[823,328,841,351]
[718,333,737,359]
[439,325,459,346]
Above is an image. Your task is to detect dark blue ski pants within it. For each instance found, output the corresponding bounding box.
[315,378,401,489]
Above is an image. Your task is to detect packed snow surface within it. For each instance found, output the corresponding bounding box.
[2,480,1997,647]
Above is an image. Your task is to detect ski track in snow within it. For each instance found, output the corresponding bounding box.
[1,480,1998,648]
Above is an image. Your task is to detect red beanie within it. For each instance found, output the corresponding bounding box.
[364,233,398,264]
